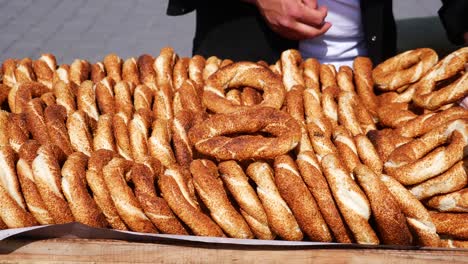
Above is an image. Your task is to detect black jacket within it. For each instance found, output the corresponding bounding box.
[167,0,397,65]
[438,0,468,45]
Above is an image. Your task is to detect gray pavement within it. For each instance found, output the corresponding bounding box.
[0,0,461,64]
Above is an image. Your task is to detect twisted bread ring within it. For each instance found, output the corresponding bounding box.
[130,162,187,234]
[53,81,76,116]
[32,54,56,88]
[8,113,30,152]
[409,161,467,200]
[319,64,337,90]
[67,110,94,157]
[113,112,133,160]
[129,109,152,163]
[225,89,242,106]
[296,150,352,243]
[13,81,49,113]
[95,77,116,115]
[354,165,412,245]
[103,54,122,82]
[159,166,225,237]
[93,113,116,152]
[70,59,90,86]
[218,160,275,240]
[338,91,376,136]
[355,134,383,175]
[306,121,337,162]
[188,107,301,160]
[0,146,26,210]
[149,118,176,168]
[377,102,418,128]
[337,66,355,92]
[102,157,157,233]
[32,144,74,224]
[173,57,189,91]
[367,129,412,162]
[440,239,468,248]
[321,86,340,128]
[191,159,254,238]
[14,58,35,84]
[61,152,107,228]
[274,155,332,242]
[114,81,134,118]
[203,62,285,114]
[2,59,17,88]
[122,57,140,86]
[133,84,153,111]
[203,56,221,81]
[332,126,360,174]
[321,154,379,244]
[394,106,468,138]
[137,54,157,90]
[281,49,304,92]
[172,79,204,120]
[17,141,54,225]
[246,161,303,241]
[171,110,195,168]
[385,119,467,185]
[241,87,263,106]
[188,55,205,91]
[302,58,320,93]
[44,104,74,156]
[86,150,127,230]
[91,62,106,83]
[77,80,99,122]
[353,57,378,117]
[429,211,468,240]
[0,147,37,228]
[53,64,70,84]
[24,98,50,145]
[426,188,468,213]
[0,111,9,147]
[155,47,177,92]
[413,47,468,110]
[380,174,440,247]
[372,48,438,91]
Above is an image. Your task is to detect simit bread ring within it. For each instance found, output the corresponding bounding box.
[203,62,285,114]
[159,165,225,237]
[380,174,441,247]
[412,47,468,110]
[86,150,127,230]
[17,141,54,225]
[190,159,254,239]
[274,155,332,242]
[246,161,303,241]
[32,144,74,224]
[372,48,438,91]
[354,165,412,245]
[426,188,468,213]
[76,80,99,122]
[61,152,107,228]
[122,57,140,86]
[280,49,304,92]
[188,107,301,160]
[130,162,188,235]
[218,160,275,240]
[321,154,379,244]
[102,157,157,233]
[32,54,56,88]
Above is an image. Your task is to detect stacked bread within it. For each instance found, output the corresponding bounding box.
[0,46,467,248]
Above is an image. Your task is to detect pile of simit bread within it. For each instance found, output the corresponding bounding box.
[0,46,467,248]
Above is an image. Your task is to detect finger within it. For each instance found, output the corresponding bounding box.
[293,21,332,39]
[298,5,328,26]
[301,0,318,9]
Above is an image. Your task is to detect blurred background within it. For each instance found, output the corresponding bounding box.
[0,0,462,64]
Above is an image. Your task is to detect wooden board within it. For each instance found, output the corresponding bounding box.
[0,238,467,263]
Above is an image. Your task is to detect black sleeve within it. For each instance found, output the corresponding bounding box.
[438,0,468,45]
[166,0,196,16]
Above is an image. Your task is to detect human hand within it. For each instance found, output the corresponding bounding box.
[247,0,332,40]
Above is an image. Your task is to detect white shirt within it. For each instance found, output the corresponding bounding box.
[299,0,367,68]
